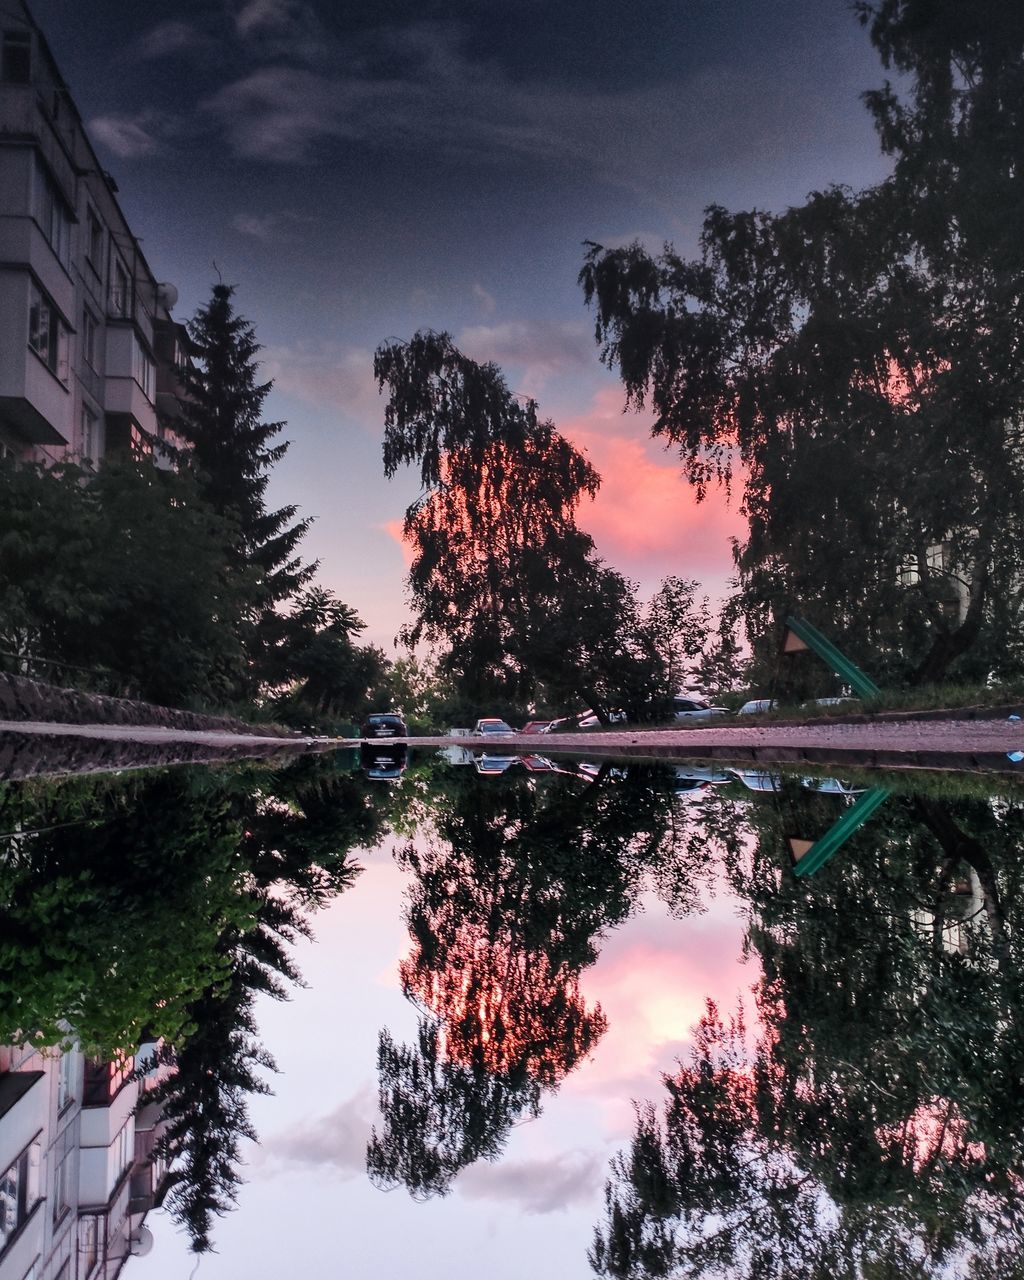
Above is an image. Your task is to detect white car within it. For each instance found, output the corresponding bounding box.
[472,718,516,737]
[577,709,628,728]
[736,698,778,716]
[673,697,729,721]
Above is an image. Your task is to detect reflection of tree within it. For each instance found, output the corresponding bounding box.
[0,753,379,1251]
[370,765,707,1197]
[593,787,1024,1279]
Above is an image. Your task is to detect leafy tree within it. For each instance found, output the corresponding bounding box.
[0,458,249,706]
[180,283,316,693]
[580,2,1024,686]
[376,331,682,719]
[259,586,387,726]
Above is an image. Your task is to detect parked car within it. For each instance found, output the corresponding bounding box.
[473,718,516,737]
[673,697,729,722]
[520,720,555,734]
[361,712,407,738]
[736,699,778,716]
[577,709,628,728]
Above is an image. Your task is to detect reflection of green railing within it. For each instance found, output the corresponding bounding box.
[784,615,881,700]
[790,787,891,877]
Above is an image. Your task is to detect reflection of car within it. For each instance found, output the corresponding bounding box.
[361,712,407,738]
[801,777,866,795]
[728,768,865,796]
[521,720,555,734]
[360,742,408,780]
[673,698,729,722]
[473,718,516,737]
[736,699,778,716]
[728,768,785,793]
[473,753,518,775]
[674,767,732,791]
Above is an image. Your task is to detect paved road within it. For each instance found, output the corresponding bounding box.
[3,716,1024,776]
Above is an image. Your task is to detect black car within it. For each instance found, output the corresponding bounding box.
[361,712,408,738]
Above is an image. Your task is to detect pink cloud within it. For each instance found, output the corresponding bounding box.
[561,387,744,589]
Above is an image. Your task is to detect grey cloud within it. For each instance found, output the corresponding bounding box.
[261,341,381,421]
[458,320,592,393]
[457,1149,604,1214]
[263,1085,376,1177]
[88,114,161,159]
[199,22,807,204]
[135,20,203,60]
[231,210,315,241]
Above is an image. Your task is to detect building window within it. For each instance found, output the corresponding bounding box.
[132,340,153,400]
[0,1141,40,1255]
[110,261,130,318]
[51,1151,72,1228]
[81,308,97,369]
[28,282,69,383]
[80,405,98,463]
[113,1122,133,1181]
[57,1050,75,1112]
[79,1215,100,1277]
[1,30,31,83]
[32,158,72,268]
[85,208,104,276]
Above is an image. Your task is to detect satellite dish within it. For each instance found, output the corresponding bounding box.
[156,282,179,311]
[130,1225,155,1257]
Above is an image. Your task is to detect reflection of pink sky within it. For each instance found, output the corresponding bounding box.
[563,886,754,1133]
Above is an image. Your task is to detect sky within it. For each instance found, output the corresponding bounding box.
[28,0,893,651]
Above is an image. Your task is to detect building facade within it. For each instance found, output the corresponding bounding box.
[0,1043,170,1280]
[0,3,189,469]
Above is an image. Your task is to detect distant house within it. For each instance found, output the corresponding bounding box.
[0,3,191,470]
[0,1040,171,1280]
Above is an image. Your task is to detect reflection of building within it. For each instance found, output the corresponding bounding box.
[0,1042,169,1279]
[0,4,191,468]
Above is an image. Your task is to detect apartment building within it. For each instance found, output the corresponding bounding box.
[0,1042,170,1280]
[0,3,190,469]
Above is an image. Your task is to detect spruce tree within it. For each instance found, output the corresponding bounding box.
[180,284,315,693]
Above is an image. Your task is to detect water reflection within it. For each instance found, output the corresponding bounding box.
[1,747,1022,1276]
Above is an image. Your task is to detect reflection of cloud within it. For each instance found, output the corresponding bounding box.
[261,342,380,420]
[264,1086,375,1177]
[88,114,161,159]
[458,1150,603,1213]
[459,321,591,395]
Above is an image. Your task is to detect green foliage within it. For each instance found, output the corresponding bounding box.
[0,458,249,706]
[580,4,1024,688]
